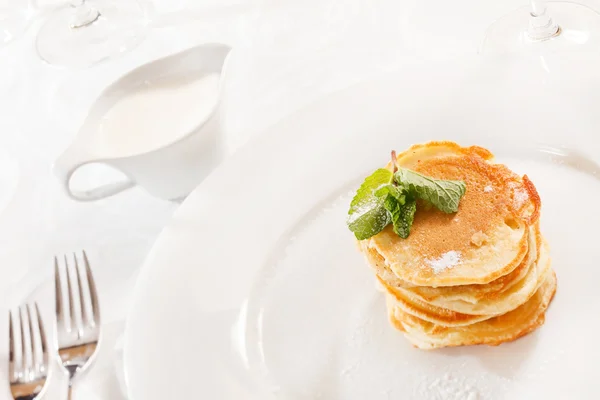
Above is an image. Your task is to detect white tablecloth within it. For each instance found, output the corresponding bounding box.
[0,0,578,397]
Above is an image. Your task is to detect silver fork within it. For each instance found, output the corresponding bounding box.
[55,251,101,400]
[9,303,49,400]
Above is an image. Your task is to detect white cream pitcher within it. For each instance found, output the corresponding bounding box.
[54,43,233,201]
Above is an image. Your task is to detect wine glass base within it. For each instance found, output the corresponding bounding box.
[480,2,600,55]
[36,0,148,68]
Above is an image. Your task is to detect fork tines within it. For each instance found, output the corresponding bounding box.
[54,251,101,397]
[8,302,48,397]
[55,251,100,337]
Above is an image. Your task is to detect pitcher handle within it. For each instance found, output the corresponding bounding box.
[54,146,136,202]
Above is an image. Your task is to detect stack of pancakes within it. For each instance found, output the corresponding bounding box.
[357,142,556,349]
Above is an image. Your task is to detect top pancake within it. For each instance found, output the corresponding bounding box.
[363,142,541,287]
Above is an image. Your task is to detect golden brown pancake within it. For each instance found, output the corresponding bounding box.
[363,141,541,287]
[402,223,542,303]
[380,238,551,326]
[360,223,541,308]
[387,270,556,349]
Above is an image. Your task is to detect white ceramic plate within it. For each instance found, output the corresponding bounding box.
[124,54,600,399]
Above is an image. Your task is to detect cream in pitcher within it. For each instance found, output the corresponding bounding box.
[54,44,232,201]
[94,72,221,157]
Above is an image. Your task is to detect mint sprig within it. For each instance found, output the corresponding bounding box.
[347,168,394,240]
[394,168,466,213]
[384,197,417,239]
[347,151,466,240]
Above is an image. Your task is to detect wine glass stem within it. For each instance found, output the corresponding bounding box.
[69,0,100,29]
[528,0,559,40]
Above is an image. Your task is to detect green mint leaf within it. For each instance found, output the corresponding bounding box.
[374,184,406,204]
[394,168,466,213]
[349,169,394,214]
[348,205,391,240]
[384,196,417,239]
[347,169,394,240]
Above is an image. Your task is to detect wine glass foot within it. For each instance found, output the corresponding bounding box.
[35,0,148,68]
[480,1,600,55]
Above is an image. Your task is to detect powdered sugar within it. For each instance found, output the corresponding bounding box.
[484,185,493,193]
[425,250,462,273]
[514,189,529,208]
[416,373,480,400]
